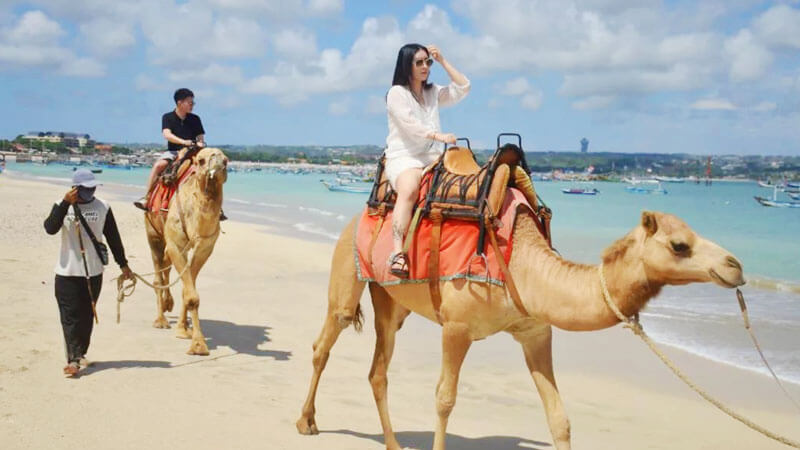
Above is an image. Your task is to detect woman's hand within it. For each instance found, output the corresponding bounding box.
[434,132,457,144]
[427,44,443,63]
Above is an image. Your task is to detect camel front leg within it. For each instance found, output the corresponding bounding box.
[368,284,410,450]
[514,326,571,450]
[432,322,472,450]
[167,240,208,355]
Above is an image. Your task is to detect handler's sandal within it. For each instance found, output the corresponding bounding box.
[63,362,80,377]
[78,357,92,370]
[133,196,148,211]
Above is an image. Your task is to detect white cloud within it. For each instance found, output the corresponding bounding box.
[690,98,737,111]
[0,10,105,77]
[169,63,244,85]
[753,4,800,50]
[572,95,616,110]
[521,91,543,110]
[328,98,350,116]
[724,29,773,82]
[752,101,777,113]
[79,18,135,57]
[307,0,343,15]
[3,10,63,44]
[500,78,532,96]
[272,28,318,60]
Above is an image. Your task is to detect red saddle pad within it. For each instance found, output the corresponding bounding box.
[355,188,534,286]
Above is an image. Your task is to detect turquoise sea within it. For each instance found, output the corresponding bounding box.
[4,161,800,387]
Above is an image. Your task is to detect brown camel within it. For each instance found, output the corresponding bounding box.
[296,210,745,450]
[144,147,228,355]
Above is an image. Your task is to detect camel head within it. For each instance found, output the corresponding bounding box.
[634,211,744,289]
[193,147,228,194]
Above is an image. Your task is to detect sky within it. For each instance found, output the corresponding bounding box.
[0,0,798,154]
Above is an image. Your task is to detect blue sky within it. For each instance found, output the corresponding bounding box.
[0,0,798,154]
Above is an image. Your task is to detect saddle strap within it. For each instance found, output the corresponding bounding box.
[486,218,529,317]
[366,204,387,269]
[428,209,444,323]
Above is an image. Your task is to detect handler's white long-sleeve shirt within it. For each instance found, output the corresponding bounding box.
[384,79,470,159]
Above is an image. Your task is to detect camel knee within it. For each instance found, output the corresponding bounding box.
[368,369,387,394]
[186,297,199,310]
[312,349,330,372]
[551,415,571,443]
[435,386,457,418]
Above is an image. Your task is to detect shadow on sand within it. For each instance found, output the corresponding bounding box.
[77,360,172,377]
[322,429,551,450]
[199,319,292,361]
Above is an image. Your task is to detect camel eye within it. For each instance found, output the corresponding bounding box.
[199,158,206,166]
[671,241,690,254]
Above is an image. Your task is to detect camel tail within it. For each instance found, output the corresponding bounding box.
[352,303,364,333]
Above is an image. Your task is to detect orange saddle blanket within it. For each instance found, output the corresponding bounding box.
[145,153,195,214]
[355,188,533,286]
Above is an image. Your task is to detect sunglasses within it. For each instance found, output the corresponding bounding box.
[414,58,434,68]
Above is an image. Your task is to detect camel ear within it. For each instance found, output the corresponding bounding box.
[641,211,658,236]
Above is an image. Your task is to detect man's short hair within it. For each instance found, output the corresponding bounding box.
[174,88,194,103]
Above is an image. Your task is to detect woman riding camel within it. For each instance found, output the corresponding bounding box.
[385,43,470,278]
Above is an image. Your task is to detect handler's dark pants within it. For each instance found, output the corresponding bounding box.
[54,275,102,364]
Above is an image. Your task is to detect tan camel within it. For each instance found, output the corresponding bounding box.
[144,147,228,355]
[296,210,745,450]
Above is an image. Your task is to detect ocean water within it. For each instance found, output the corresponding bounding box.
[4,161,800,386]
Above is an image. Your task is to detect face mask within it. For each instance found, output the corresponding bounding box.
[77,186,96,203]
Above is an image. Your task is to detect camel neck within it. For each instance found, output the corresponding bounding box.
[512,215,661,331]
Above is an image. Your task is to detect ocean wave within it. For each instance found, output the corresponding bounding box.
[746,275,800,295]
[293,222,339,241]
[228,198,253,205]
[645,332,800,386]
[256,202,288,208]
[298,206,337,217]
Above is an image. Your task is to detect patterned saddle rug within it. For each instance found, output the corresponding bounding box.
[355,187,534,286]
[145,148,196,214]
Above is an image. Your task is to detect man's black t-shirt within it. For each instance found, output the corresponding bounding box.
[162,111,205,152]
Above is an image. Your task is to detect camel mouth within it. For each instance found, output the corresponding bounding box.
[709,269,743,288]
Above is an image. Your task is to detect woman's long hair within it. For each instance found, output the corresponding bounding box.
[391,43,433,90]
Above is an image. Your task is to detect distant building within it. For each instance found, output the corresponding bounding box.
[580,138,589,153]
[23,131,95,148]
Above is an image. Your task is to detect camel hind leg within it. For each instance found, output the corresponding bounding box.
[146,217,173,329]
[367,283,410,450]
[297,217,366,435]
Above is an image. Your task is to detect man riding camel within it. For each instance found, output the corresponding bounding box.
[134,88,226,220]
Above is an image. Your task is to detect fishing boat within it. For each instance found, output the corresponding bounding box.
[561,187,599,195]
[754,186,800,208]
[757,180,774,188]
[788,192,800,200]
[788,182,800,189]
[654,176,685,183]
[625,179,668,195]
[320,180,371,194]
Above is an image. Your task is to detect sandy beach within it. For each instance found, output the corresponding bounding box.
[1,175,799,450]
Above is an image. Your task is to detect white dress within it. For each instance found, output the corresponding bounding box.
[384,79,470,188]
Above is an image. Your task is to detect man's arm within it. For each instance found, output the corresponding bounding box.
[163,128,192,147]
[44,201,70,235]
[102,208,128,269]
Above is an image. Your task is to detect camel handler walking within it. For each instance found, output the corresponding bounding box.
[44,169,133,377]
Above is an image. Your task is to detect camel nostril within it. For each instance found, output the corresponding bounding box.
[726,256,742,271]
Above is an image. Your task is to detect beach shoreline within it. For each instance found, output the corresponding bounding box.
[1,175,799,450]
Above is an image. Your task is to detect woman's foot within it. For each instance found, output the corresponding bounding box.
[389,252,409,279]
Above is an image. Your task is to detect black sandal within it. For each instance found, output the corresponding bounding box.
[389,252,409,279]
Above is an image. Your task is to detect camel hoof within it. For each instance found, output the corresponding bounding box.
[175,327,192,339]
[296,417,319,435]
[153,317,170,329]
[187,340,209,356]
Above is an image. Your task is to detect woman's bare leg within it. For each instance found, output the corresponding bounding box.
[391,168,422,255]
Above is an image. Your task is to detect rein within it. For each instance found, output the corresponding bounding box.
[598,263,800,448]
